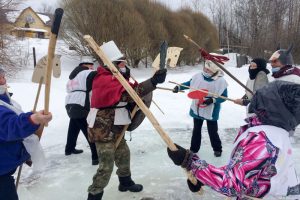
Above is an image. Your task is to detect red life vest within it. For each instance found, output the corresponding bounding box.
[91,66,137,108]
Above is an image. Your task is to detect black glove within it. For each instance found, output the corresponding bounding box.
[151,68,167,86]
[187,179,203,193]
[202,98,214,106]
[173,86,179,93]
[167,143,191,168]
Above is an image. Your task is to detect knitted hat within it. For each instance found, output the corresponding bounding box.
[269,45,294,65]
[251,58,267,69]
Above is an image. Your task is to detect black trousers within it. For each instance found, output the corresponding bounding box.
[65,118,98,160]
[190,118,222,153]
[0,173,18,200]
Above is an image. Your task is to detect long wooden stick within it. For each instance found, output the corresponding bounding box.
[151,100,165,115]
[183,34,254,95]
[169,81,235,102]
[156,86,185,93]
[44,8,63,125]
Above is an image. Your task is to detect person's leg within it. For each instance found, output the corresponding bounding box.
[77,118,99,164]
[190,118,204,153]
[206,120,222,156]
[65,118,83,154]
[87,141,115,197]
[115,138,143,192]
[0,173,18,200]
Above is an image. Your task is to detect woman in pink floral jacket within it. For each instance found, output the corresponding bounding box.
[168,81,300,199]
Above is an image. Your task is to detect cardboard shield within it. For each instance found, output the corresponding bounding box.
[152,47,183,70]
[32,55,61,83]
[127,91,153,131]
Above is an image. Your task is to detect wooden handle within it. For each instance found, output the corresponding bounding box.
[183,34,254,95]
[156,86,185,93]
[169,81,235,102]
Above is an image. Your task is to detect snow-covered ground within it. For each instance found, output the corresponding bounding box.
[6,37,300,200]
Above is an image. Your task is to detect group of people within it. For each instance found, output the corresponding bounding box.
[168,46,300,199]
[0,40,300,200]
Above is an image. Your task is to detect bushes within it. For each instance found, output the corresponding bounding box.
[61,0,218,67]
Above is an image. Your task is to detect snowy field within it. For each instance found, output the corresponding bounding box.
[7,38,300,200]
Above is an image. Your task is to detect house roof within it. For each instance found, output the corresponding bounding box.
[37,13,51,24]
[13,27,48,33]
[6,7,51,26]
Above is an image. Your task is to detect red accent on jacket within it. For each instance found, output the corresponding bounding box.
[91,66,137,108]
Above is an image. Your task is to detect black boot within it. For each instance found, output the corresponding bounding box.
[87,192,103,200]
[118,176,143,192]
[65,148,83,155]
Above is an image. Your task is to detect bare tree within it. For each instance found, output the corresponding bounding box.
[60,0,219,67]
[0,0,22,77]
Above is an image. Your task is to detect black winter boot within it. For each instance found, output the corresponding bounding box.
[118,176,143,192]
[87,192,103,200]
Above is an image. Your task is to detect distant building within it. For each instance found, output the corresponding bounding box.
[6,7,52,39]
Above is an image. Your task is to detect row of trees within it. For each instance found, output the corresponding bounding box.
[60,0,219,67]
[0,0,19,75]
[191,0,300,63]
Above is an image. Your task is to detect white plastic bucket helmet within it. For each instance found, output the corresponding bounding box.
[80,56,94,65]
[204,60,223,80]
[100,41,125,63]
[204,60,219,74]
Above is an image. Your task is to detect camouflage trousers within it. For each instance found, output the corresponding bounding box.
[88,138,131,194]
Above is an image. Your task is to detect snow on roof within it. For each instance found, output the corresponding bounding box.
[6,10,22,23]
[13,27,48,33]
[37,14,50,24]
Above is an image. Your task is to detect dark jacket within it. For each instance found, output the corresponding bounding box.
[249,81,300,132]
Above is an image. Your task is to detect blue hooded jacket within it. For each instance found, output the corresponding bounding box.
[0,93,39,175]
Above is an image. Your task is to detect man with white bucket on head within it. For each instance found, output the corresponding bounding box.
[86,41,167,200]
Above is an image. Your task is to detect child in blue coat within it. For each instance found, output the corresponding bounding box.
[0,68,52,200]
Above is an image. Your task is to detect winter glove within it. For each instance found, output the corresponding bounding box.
[167,143,192,168]
[173,86,179,93]
[187,179,203,193]
[202,98,214,106]
[151,68,167,86]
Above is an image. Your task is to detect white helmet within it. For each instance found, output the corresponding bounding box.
[204,60,219,73]
[100,41,125,62]
[80,56,94,65]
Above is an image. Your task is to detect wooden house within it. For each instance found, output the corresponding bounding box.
[6,7,52,39]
